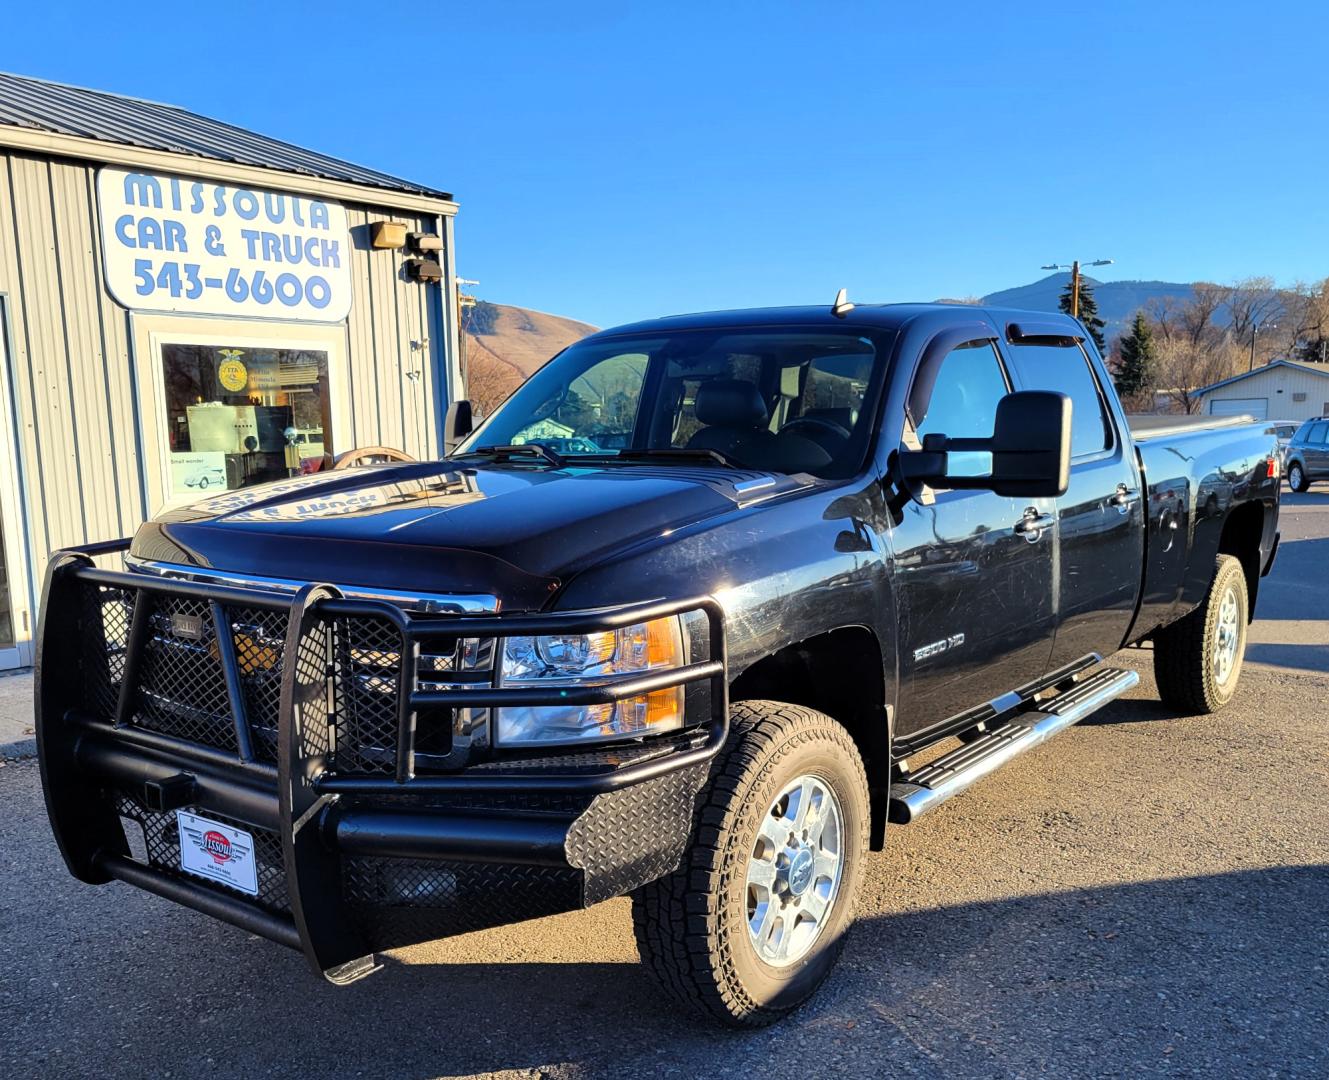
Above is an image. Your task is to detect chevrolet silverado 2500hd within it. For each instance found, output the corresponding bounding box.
[37,301,1280,1026]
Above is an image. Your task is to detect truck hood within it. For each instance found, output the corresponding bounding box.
[130,460,799,611]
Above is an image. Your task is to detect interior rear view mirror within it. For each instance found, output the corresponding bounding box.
[898,390,1071,498]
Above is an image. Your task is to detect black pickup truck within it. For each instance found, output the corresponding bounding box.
[37,300,1280,1026]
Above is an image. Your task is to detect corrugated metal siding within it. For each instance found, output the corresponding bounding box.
[1200,364,1329,422]
[342,205,443,459]
[0,151,143,569]
[0,71,452,199]
[0,145,450,584]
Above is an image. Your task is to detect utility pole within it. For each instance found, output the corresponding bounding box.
[1041,258,1113,320]
[1248,314,1277,372]
[456,277,480,393]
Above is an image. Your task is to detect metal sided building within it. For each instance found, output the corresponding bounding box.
[0,72,462,669]
[1195,359,1329,423]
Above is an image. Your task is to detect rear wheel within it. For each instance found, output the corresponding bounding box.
[1287,461,1310,492]
[1153,554,1249,713]
[632,700,869,1027]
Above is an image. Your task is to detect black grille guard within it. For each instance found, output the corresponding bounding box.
[36,538,728,984]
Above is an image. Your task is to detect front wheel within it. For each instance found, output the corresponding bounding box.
[1153,554,1249,713]
[632,701,869,1027]
[1288,461,1310,492]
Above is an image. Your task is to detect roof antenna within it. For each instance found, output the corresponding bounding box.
[831,287,855,318]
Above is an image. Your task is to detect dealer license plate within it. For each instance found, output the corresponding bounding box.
[176,810,259,896]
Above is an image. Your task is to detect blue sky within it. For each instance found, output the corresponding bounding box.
[3,1,1327,327]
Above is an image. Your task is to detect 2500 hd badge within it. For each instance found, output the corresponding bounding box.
[38,298,1279,1026]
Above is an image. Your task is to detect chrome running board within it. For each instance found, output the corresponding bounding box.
[888,667,1139,824]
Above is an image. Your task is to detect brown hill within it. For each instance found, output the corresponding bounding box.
[463,302,598,415]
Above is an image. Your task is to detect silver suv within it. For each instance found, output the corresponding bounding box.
[1285,418,1329,492]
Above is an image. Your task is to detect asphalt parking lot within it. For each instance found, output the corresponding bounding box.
[2,493,1326,1079]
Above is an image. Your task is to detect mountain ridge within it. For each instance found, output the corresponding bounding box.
[978,273,1197,339]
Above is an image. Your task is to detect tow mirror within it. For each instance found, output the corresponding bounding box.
[899,390,1071,498]
[444,399,475,453]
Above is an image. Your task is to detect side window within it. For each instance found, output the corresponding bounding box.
[1308,422,1329,445]
[913,340,1009,442]
[1006,341,1112,458]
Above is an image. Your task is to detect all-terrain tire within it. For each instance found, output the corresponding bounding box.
[1287,461,1310,493]
[1153,554,1249,713]
[631,700,869,1027]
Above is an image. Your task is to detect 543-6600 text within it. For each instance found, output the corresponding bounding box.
[132,259,334,310]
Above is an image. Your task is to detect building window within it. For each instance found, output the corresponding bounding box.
[1293,392,1307,403]
[161,343,333,496]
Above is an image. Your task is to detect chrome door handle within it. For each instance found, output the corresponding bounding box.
[1014,507,1056,541]
[1109,484,1139,513]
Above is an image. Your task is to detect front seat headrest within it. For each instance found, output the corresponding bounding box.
[694,379,768,428]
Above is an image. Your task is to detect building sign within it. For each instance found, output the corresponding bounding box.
[97,167,352,322]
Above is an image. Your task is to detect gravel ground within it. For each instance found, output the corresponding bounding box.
[2,494,1326,1079]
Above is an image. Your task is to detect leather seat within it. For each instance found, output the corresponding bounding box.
[687,379,830,473]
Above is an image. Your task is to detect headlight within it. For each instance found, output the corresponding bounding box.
[496,615,686,746]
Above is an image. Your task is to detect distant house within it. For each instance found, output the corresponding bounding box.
[1194,360,1329,422]
[511,418,574,441]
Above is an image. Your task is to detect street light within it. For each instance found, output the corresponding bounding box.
[1040,259,1114,319]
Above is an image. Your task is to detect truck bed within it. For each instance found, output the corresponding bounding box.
[1127,414,1279,643]
[1128,414,1261,440]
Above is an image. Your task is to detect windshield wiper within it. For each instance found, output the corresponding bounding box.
[578,447,743,468]
[455,444,566,467]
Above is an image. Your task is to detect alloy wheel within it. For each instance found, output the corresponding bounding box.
[744,774,845,967]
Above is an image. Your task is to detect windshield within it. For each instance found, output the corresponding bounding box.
[457,327,893,478]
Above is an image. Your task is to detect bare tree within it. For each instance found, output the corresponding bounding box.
[1145,294,1187,344]
[1181,283,1228,347]
[1279,279,1329,362]
[1154,335,1244,414]
[465,344,525,418]
[1224,276,1281,349]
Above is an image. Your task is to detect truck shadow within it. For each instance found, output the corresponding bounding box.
[29,865,1326,1078]
[1245,641,1329,671]
[1253,532,1329,624]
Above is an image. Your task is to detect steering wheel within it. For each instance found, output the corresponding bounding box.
[333,445,417,469]
[780,416,852,441]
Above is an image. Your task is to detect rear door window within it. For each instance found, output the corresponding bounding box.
[1005,341,1112,458]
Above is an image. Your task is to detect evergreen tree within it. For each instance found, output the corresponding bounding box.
[1059,276,1108,355]
[1115,310,1157,399]
[1295,335,1329,365]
